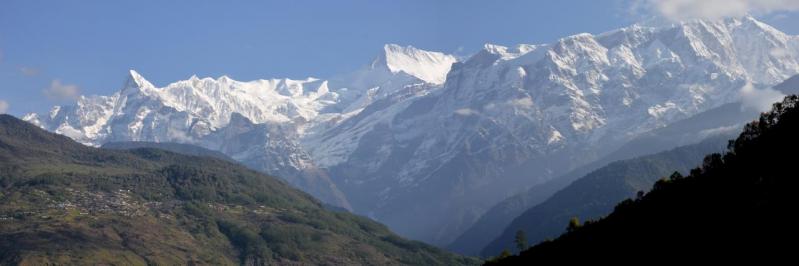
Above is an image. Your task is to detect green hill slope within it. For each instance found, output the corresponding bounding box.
[0,115,477,265]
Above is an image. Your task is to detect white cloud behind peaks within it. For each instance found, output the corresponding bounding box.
[20,67,40,77]
[43,80,81,102]
[0,100,9,114]
[739,82,786,112]
[644,0,799,20]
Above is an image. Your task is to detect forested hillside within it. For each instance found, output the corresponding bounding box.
[481,134,731,256]
[486,95,799,263]
[0,115,476,265]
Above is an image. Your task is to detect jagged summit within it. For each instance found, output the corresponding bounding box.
[125,69,155,90]
[370,44,457,84]
[482,43,540,58]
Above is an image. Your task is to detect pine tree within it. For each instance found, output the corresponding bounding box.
[514,230,528,252]
[669,171,683,181]
[567,217,581,232]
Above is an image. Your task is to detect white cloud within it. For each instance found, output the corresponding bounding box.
[739,82,785,112]
[454,108,478,116]
[770,13,790,20]
[20,67,40,77]
[639,0,799,20]
[0,100,9,114]
[697,124,742,139]
[43,79,81,102]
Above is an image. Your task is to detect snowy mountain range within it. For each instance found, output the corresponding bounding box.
[23,44,457,211]
[24,16,799,246]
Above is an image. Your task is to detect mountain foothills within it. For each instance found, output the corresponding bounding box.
[487,95,799,263]
[480,134,731,256]
[23,17,799,245]
[0,115,477,265]
[451,74,799,255]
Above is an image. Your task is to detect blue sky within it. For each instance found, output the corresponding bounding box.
[2,0,799,116]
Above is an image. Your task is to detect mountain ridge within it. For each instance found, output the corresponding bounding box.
[23,16,799,245]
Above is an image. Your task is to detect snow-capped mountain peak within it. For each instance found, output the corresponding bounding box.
[482,43,540,60]
[371,44,457,85]
[125,69,155,90]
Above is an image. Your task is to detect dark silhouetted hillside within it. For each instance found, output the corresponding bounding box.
[481,134,730,257]
[486,95,799,264]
